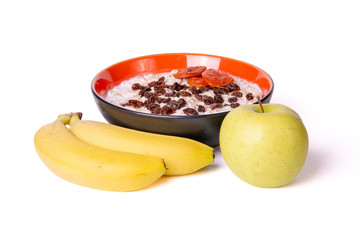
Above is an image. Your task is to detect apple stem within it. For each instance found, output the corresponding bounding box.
[257,96,265,113]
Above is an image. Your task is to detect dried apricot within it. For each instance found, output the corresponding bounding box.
[173,66,207,78]
[187,77,208,87]
[201,69,234,87]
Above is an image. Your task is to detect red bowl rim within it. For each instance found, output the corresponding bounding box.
[91,52,274,119]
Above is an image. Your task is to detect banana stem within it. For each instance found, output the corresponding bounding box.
[68,112,83,126]
[56,114,71,124]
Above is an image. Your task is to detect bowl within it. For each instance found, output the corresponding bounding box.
[91,53,274,147]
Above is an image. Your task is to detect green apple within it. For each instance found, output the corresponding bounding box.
[219,104,309,188]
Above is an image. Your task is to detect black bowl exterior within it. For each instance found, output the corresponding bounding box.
[92,89,273,147]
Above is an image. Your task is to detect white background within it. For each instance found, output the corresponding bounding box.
[1,0,359,239]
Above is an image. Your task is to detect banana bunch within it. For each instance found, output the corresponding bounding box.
[68,113,214,175]
[34,113,214,192]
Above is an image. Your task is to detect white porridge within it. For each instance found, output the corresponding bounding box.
[105,68,262,116]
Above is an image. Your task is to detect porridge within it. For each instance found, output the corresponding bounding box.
[105,66,262,116]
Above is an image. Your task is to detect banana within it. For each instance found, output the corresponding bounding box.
[34,114,166,192]
[68,113,214,175]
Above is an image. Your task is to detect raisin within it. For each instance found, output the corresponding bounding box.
[139,85,151,91]
[149,96,157,103]
[122,100,144,108]
[143,91,155,99]
[212,87,221,95]
[139,86,151,97]
[189,86,199,94]
[228,97,238,103]
[202,95,214,105]
[183,108,199,116]
[230,103,240,108]
[219,84,231,94]
[214,94,224,103]
[148,81,156,87]
[156,97,170,103]
[152,107,161,115]
[179,91,191,97]
[148,103,161,113]
[211,103,223,110]
[246,93,254,101]
[154,85,166,95]
[198,105,206,112]
[231,91,243,98]
[227,82,240,91]
[167,100,180,109]
[198,87,208,93]
[157,76,165,83]
[173,66,207,78]
[146,102,159,110]
[128,100,144,108]
[132,83,141,91]
[160,105,175,115]
[177,98,187,108]
[169,82,183,91]
[181,84,189,90]
[175,82,184,91]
